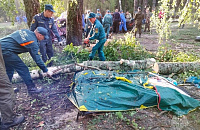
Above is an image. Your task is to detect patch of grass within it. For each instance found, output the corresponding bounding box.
[169,24,200,45]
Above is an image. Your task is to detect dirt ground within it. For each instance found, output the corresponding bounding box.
[11,27,200,130]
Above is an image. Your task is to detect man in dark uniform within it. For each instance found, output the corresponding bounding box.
[0,44,24,130]
[0,27,53,94]
[30,4,61,67]
[84,12,106,61]
[134,7,144,38]
[113,9,121,33]
[102,10,113,39]
[96,9,102,24]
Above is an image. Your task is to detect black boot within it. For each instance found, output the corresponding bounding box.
[1,115,25,130]
[139,34,141,38]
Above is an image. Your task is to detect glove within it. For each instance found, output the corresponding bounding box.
[47,71,54,77]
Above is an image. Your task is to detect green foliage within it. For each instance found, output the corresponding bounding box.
[0,0,17,23]
[104,33,154,61]
[63,43,89,63]
[39,0,65,17]
[172,52,200,62]
[155,43,177,62]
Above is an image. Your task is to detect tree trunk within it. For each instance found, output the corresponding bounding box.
[12,58,157,83]
[119,0,122,11]
[13,59,200,83]
[67,0,83,46]
[134,0,138,13]
[152,0,156,11]
[23,0,40,27]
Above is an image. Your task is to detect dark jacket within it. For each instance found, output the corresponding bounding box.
[134,11,144,25]
[0,29,48,72]
[113,12,121,22]
[30,13,61,42]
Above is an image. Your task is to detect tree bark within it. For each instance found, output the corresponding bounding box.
[23,0,40,27]
[67,0,83,46]
[12,58,200,83]
[134,0,138,13]
[12,58,157,83]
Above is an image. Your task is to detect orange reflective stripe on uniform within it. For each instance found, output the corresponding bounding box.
[20,41,34,46]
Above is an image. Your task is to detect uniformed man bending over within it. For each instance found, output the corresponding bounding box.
[0,27,53,94]
[84,12,107,61]
[30,4,62,67]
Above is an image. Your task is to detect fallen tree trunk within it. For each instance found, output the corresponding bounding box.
[12,58,200,83]
[12,58,157,83]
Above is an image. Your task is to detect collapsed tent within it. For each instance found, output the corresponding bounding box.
[67,70,200,116]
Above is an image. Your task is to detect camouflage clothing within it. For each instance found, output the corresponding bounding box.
[134,11,144,37]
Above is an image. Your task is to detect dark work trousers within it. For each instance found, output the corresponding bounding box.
[39,38,53,66]
[2,51,35,88]
[103,24,111,38]
[89,38,106,61]
[134,24,142,37]
[113,21,119,33]
[0,44,15,123]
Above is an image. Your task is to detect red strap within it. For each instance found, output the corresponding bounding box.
[153,86,162,111]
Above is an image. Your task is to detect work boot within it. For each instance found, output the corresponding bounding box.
[1,115,25,130]
[28,87,43,94]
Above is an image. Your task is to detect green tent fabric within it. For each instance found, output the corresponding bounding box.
[67,70,200,116]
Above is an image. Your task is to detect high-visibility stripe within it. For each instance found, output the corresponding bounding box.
[20,41,34,46]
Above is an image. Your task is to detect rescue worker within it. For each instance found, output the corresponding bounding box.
[113,9,121,33]
[102,10,113,39]
[134,7,144,38]
[85,10,92,38]
[96,9,102,24]
[0,44,25,130]
[84,12,106,61]
[30,4,62,67]
[0,27,53,94]
[119,10,127,33]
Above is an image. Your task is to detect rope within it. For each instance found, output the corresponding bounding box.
[153,86,162,111]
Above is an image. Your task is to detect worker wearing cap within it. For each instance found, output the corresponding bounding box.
[84,12,106,61]
[102,10,113,39]
[0,27,53,94]
[30,4,61,67]
[96,9,102,24]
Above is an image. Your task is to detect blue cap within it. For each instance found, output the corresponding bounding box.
[37,27,49,39]
[45,4,55,12]
[88,12,96,18]
[107,10,110,13]
[120,10,123,12]
[97,9,100,11]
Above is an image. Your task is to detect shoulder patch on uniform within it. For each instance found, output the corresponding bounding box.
[95,28,98,33]
[32,19,35,24]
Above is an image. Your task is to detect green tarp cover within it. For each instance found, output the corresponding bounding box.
[67,70,200,116]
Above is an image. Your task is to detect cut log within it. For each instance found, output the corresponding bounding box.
[12,58,200,83]
[12,58,157,83]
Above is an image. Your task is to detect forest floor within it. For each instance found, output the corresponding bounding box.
[2,22,200,130]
